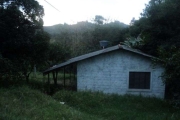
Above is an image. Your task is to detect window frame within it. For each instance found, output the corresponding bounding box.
[127,71,152,92]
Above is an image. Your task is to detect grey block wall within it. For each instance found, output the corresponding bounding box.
[77,49,165,98]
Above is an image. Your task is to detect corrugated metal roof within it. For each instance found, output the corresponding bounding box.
[43,45,154,75]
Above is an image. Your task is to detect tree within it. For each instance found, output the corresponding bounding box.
[130,17,135,26]
[47,42,70,67]
[128,0,180,99]
[93,15,106,25]
[132,0,180,55]
[155,46,180,99]
[0,0,50,82]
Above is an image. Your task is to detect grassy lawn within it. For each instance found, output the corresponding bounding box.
[0,74,180,120]
[0,86,100,120]
[53,90,180,120]
[0,85,179,120]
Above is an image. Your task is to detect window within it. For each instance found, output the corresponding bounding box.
[129,72,150,89]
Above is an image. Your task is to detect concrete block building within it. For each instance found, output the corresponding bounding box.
[43,45,165,98]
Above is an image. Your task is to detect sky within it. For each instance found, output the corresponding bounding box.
[37,0,150,26]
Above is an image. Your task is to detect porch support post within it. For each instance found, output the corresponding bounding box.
[70,65,72,84]
[64,67,65,87]
[48,73,50,85]
[74,64,76,81]
[53,70,58,86]
[47,73,50,93]
[56,70,58,81]
[73,64,77,91]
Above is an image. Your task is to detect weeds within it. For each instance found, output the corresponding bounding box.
[0,86,100,120]
[53,90,180,120]
[0,73,180,120]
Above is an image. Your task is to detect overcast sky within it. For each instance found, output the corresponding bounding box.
[37,0,150,26]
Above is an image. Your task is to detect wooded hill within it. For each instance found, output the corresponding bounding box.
[43,20,128,58]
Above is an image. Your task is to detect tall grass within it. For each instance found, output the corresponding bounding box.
[1,73,180,119]
[0,86,101,120]
[53,90,180,120]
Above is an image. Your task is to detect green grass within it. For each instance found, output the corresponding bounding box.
[0,86,180,120]
[0,86,100,120]
[53,90,180,120]
[1,75,180,120]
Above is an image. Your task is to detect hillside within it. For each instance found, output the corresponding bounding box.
[0,85,179,120]
[43,21,129,58]
[44,21,95,35]
[0,86,100,120]
[43,21,128,35]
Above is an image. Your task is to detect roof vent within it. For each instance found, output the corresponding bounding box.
[99,40,109,49]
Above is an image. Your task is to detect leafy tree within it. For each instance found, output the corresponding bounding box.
[131,0,180,55]
[0,0,50,82]
[130,17,135,26]
[155,46,180,99]
[47,42,70,67]
[93,15,106,25]
[128,0,180,99]
[121,36,144,48]
[21,31,50,82]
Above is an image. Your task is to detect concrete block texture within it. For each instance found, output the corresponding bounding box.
[77,49,165,98]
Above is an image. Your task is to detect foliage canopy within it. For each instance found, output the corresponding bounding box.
[0,0,50,82]
[126,0,180,99]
